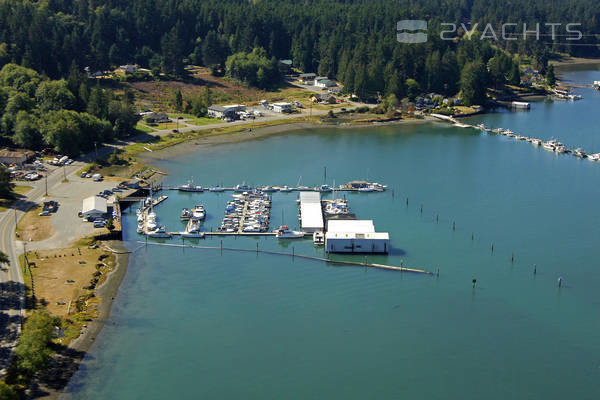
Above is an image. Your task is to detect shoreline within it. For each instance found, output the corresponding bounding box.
[137,117,435,162]
[29,240,131,399]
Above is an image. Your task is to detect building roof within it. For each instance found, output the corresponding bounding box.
[327,219,375,233]
[280,59,292,65]
[208,105,228,112]
[300,203,323,230]
[82,196,107,214]
[299,73,316,78]
[0,149,32,159]
[299,191,321,204]
[299,192,323,230]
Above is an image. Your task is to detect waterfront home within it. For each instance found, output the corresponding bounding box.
[144,112,171,124]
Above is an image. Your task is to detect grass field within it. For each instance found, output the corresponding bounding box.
[21,243,116,345]
[16,206,54,241]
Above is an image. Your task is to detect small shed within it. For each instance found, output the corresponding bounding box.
[82,196,107,218]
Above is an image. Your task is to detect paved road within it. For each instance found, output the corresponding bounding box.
[0,163,81,375]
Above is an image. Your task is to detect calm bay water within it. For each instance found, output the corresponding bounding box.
[64,68,600,399]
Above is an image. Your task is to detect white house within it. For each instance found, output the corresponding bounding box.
[314,77,337,88]
[82,196,107,219]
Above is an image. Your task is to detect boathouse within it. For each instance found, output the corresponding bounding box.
[325,219,389,254]
[81,196,107,218]
[299,192,324,233]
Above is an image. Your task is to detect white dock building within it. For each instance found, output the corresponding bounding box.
[325,219,389,253]
[299,192,324,232]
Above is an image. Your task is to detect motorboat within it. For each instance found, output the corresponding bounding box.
[234,184,253,192]
[587,153,600,161]
[275,225,304,238]
[146,211,157,231]
[180,208,192,220]
[554,145,568,154]
[531,138,542,146]
[209,185,225,192]
[358,186,374,192]
[261,186,278,192]
[543,140,560,151]
[178,180,203,192]
[181,220,203,238]
[319,184,332,192]
[147,226,171,238]
[476,123,489,131]
[313,231,324,245]
[573,148,587,158]
[280,185,292,192]
[192,205,206,220]
[296,185,311,191]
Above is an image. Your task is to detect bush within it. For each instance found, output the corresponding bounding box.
[0,382,18,400]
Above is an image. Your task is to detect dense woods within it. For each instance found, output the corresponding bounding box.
[0,0,598,149]
[0,63,139,156]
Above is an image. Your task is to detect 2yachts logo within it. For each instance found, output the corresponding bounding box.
[397,21,583,43]
[396,20,428,43]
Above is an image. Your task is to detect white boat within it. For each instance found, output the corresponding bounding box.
[180,208,192,220]
[181,220,203,238]
[136,224,144,234]
[296,185,311,191]
[234,184,252,192]
[476,123,489,131]
[280,185,292,192]
[573,148,587,158]
[358,186,374,192]
[178,180,203,192]
[531,138,542,146]
[146,211,157,231]
[261,186,278,192]
[313,231,324,245]
[209,185,225,192]
[275,225,304,238]
[319,184,332,192]
[181,231,204,238]
[147,226,171,238]
[543,140,559,151]
[554,145,567,154]
[587,153,600,161]
[192,205,206,220]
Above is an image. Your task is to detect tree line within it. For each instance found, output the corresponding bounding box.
[0,0,597,105]
[0,63,139,156]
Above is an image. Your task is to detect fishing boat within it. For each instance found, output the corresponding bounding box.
[177,180,203,192]
[147,226,171,238]
[192,205,206,220]
[180,208,192,220]
[275,225,304,238]
[313,231,324,245]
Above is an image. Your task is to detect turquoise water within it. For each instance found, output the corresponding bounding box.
[64,68,600,399]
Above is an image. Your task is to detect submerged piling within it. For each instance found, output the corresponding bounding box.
[534,264,537,275]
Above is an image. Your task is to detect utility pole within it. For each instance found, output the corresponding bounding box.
[45,174,48,196]
[63,165,66,181]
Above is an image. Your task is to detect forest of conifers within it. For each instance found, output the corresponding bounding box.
[0,0,598,154]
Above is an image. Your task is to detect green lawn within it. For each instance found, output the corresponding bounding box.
[167,113,223,126]
[135,122,157,133]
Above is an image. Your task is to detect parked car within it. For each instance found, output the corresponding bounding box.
[81,172,87,178]
[38,210,50,216]
[112,187,122,192]
[93,219,106,228]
